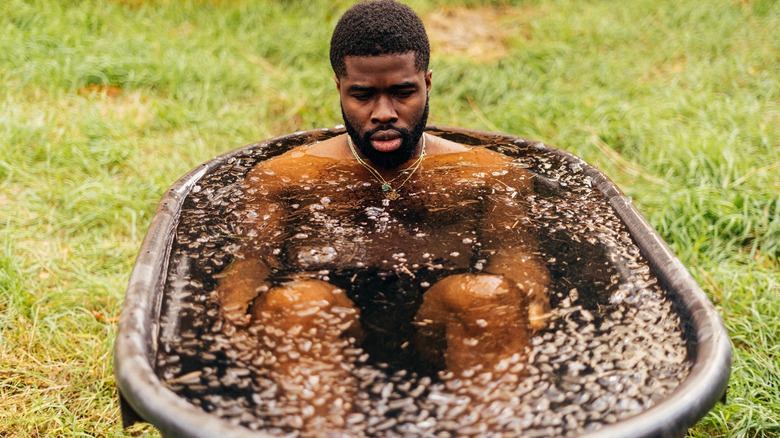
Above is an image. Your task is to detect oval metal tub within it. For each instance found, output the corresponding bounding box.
[115,126,731,437]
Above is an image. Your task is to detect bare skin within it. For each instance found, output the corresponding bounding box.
[413,273,531,375]
[217,53,550,431]
[218,133,550,426]
[250,279,361,431]
[221,134,550,325]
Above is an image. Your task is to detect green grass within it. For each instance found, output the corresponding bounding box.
[1,0,777,436]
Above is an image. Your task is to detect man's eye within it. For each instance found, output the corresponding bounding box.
[353,94,372,101]
[395,90,415,98]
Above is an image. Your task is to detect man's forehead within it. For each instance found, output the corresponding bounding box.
[341,52,422,78]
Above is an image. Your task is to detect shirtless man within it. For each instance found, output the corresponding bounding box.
[218,0,550,430]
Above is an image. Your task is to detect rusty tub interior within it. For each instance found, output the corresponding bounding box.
[115,126,730,437]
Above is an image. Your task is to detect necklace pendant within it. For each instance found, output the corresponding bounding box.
[381,184,391,192]
[385,190,400,200]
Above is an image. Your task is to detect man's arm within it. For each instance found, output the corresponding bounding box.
[217,156,290,326]
[478,151,551,330]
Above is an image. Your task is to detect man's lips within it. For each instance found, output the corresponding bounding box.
[370,130,402,152]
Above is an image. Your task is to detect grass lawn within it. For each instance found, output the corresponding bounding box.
[1,0,777,436]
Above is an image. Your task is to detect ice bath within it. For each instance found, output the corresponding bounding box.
[115,126,730,437]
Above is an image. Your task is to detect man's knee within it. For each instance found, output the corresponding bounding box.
[254,279,337,307]
[415,273,531,374]
[422,273,525,313]
[250,280,349,319]
[249,280,360,338]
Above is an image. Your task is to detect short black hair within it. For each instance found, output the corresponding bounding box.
[330,0,430,77]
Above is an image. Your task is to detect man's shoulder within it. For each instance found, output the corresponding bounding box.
[425,134,468,156]
[425,136,530,187]
[246,141,342,183]
[426,135,510,165]
[300,135,352,159]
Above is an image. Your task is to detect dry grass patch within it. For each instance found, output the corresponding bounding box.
[425,5,539,63]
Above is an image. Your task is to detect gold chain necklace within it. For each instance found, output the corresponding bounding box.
[347,134,426,200]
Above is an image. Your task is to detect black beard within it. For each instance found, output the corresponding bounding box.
[342,98,429,169]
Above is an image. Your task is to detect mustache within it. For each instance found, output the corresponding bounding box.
[365,125,409,137]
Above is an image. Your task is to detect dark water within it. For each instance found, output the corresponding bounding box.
[154,128,692,436]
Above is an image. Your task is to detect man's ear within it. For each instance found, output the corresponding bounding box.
[334,74,341,92]
[425,70,432,92]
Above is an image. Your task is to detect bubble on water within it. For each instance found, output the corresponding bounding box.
[297,247,338,266]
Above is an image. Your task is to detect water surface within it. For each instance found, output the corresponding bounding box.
[154,128,691,436]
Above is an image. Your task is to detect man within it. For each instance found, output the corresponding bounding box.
[218,0,550,430]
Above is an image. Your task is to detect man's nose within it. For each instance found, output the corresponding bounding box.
[371,95,398,125]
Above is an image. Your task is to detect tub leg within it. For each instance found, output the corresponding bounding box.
[119,390,145,428]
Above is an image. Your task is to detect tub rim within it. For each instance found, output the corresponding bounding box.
[114,125,731,438]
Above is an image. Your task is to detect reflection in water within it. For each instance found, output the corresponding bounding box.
[154,129,691,436]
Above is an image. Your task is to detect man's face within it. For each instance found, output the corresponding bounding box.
[336,52,432,169]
